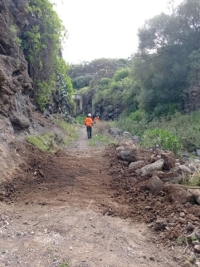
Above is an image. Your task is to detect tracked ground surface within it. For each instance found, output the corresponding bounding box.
[0,127,187,267]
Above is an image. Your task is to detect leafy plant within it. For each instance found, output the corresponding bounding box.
[9,24,18,35]
[75,115,85,124]
[141,128,182,154]
[60,261,70,267]
[37,81,53,111]
[114,68,130,82]
[21,0,73,111]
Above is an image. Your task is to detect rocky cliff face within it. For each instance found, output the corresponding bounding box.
[0,0,33,131]
[0,0,35,179]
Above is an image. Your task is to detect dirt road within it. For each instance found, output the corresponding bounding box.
[0,127,183,267]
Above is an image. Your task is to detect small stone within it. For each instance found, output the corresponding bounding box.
[186,223,195,232]
[179,217,186,223]
[194,245,200,253]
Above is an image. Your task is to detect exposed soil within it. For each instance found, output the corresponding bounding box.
[0,125,192,267]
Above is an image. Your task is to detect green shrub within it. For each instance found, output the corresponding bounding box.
[141,128,182,154]
[114,68,130,82]
[129,110,144,122]
[75,115,85,124]
[100,77,112,85]
[37,81,53,111]
[116,110,200,153]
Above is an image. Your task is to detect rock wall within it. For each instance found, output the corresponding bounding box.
[0,0,35,180]
[0,0,33,131]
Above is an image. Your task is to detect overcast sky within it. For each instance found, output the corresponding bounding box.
[53,0,183,64]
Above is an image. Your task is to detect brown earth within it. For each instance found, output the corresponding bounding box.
[0,122,197,267]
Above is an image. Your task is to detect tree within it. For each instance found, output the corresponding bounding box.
[134,0,200,116]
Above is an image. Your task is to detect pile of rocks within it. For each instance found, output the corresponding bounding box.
[108,139,200,262]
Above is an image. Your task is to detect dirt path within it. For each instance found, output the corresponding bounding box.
[0,127,183,267]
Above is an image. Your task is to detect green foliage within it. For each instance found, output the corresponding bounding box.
[26,117,79,150]
[25,133,56,152]
[78,86,90,94]
[152,103,181,118]
[89,134,118,146]
[37,81,53,111]
[133,51,186,116]
[114,68,130,82]
[59,261,70,267]
[92,67,135,118]
[15,37,22,46]
[75,115,85,124]
[52,115,78,141]
[72,75,93,89]
[132,0,200,116]
[21,0,73,111]
[141,128,182,154]
[129,110,144,122]
[100,77,112,86]
[9,24,18,35]
[9,24,22,47]
[117,109,200,154]
[22,25,43,64]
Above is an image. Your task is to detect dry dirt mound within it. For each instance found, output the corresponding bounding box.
[107,145,200,250]
[1,141,113,209]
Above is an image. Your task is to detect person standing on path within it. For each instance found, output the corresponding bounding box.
[84,113,93,139]
[93,116,99,124]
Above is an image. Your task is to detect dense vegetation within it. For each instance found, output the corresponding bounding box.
[14,0,74,111]
[70,0,200,117]
[68,0,200,152]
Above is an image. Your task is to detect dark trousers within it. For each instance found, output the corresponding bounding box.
[86,126,92,139]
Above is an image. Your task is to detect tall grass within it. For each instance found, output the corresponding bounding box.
[116,110,200,152]
[89,120,117,146]
[52,114,78,140]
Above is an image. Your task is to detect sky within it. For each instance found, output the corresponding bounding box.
[53,0,183,64]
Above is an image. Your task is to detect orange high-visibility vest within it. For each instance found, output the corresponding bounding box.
[84,117,93,127]
[94,117,99,123]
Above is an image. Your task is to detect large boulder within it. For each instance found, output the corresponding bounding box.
[161,151,175,170]
[136,159,164,176]
[109,128,123,137]
[118,150,138,163]
[146,176,164,195]
[188,189,200,205]
[129,160,145,171]
[164,184,193,204]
